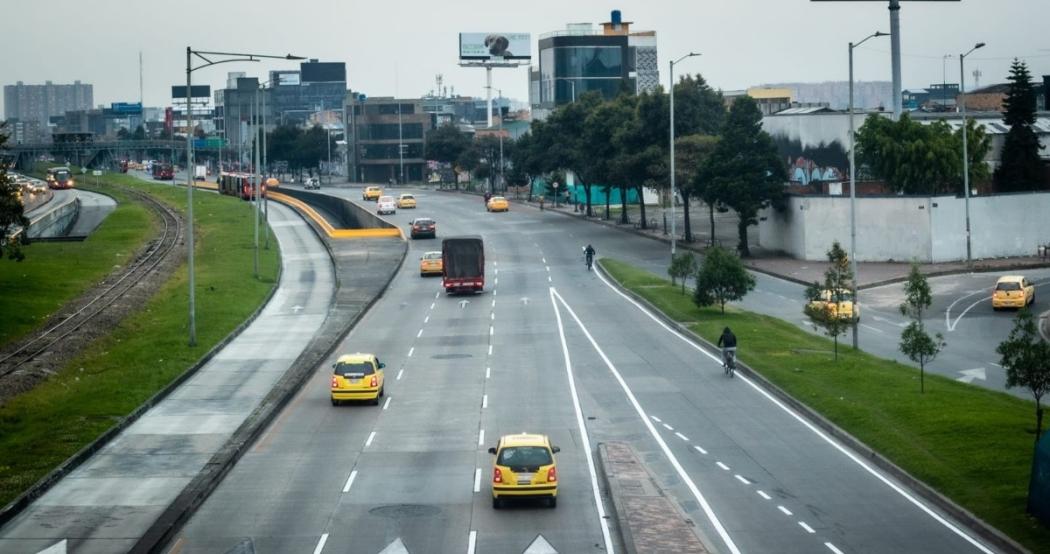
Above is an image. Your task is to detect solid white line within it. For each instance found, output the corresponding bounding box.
[860,323,884,334]
[382,397,392,410]
[396,369,404,380]
[467,530,477,554]
[593,268,995,554]
[799,521,816,534]
[552,287,735,554]
[482,394,488,409]
[694,445,708,455]
[651,415,662,423]
[342,470,358,493]
[486,367,491,379]
[716,462,730,471]
[549,288,616,553]
[778,505,793,516]
[473,468,482,493]
[365,431,376,447]
[662,423,674,431]
[417,329,423,338]
[675,432,689,442]
[488,344,493,355]
[945,288,988,331]
[734,474,750,485]
[757,490,772,500]
[313,533,329,554]
[407,347,414,357]
[478,429,485,446]
[825,542,845,554]
[950,296,988,332]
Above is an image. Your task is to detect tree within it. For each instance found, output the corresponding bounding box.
[703,96,786,257]
[116,127,131,140]
[676,134,719,243]
[997,309,1050,438]
[804,241,855,361]
[425,124,471,182]
[898,264,945,393]
[995,59,1045,191]
[668,251,698,294]
[693,246,755,313]
[131,125,146,141]
[0,126,29,260]
[542,92,604,216]
[673,74,726,137]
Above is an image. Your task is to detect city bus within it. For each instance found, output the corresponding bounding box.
[45,167,75,189]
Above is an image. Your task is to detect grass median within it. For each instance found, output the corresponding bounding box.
[0,172,280,509]
[600,257,1050,553]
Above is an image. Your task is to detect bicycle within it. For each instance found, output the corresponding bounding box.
[585,255,593,271]
[722,348,736,378]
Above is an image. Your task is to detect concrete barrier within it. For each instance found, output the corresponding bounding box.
[26,194,79,239]
[276,188,393,230]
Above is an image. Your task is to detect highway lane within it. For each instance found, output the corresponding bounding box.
[173,189,613,553]
[173,187,999,554]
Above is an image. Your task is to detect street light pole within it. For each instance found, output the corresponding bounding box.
[848,31,888,351]
[253,88,261,279]
[498,88,504,194]
[669,52,700,258]
[960,42,985,266]
[262,83,270,250]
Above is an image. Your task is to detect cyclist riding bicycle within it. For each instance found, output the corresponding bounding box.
[583,244,596,270]
[717,326,737,375]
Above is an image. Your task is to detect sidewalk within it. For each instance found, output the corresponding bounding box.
[514,196,1050,288]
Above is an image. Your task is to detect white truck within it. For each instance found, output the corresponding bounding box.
[194,165,208,181]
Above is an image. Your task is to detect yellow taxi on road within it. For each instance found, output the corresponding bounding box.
[486,196,509,212]
[488,433,560,508]
[420,251,443,277]
[806,289,859,322]
[992,275,1035,310]
[330,353,385,406]
[397,193,417,209]
[363,186,383,201]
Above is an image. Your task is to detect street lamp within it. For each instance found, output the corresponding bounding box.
[669,52,700,258]
[960,41,985,266]
[848,31,888,350]
[498,88,505,194]
[184,48,305,346]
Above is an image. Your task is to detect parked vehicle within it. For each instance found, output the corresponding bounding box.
[442,236,484,293]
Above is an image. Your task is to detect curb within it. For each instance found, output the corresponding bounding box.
[594,260,1030,554]
[0,204,283,530]
[595,443,635,554]
[130,197,408,554]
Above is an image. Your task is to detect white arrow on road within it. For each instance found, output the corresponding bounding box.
[956,367,987,384]
[459,299,471,309]
[377,538,410,554]
[523,535,558,554]
[35,540,66,554]
[520,297,530,305]
[945,289,989,332]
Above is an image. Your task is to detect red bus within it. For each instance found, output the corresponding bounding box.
[46,167,75,189]
[152,163,174,180]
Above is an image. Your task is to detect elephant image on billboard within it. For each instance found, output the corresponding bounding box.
[459,33,531,61]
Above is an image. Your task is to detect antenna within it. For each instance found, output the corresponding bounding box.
[139,51,144,107]
[972,68,982,91]
[436,74,444,97]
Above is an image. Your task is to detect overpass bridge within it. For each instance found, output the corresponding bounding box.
[1,139,233,171]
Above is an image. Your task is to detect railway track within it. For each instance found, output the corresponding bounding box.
[0,185,183,383]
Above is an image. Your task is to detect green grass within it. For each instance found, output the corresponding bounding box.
[600,258,1050,553]
[0,186,154,348]
[0,172,280,508]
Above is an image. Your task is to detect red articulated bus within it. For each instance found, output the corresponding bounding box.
[151,163,174,180]
[218,172,267,201]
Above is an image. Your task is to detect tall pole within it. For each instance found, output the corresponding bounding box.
[262,84,270,250]
[486,66,493,128]
[498,89,504,194]
[849,41,859,350]
[185,47,196,346]
[889,0,902,119]
[398,100,404,184]
[960,42,984,265]
[253,89,260,279]
[669,58,677,257]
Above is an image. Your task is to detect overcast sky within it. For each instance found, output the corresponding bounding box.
[3,0,1049,111]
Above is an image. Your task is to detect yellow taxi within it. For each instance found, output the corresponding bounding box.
[397,193,417,209]
[806,289,859,322]
[420,251,443,277]
[486,196,509,212]
[362,186,383,201]
[992,275,1035,310]
[488,433,560,509]
[330,353,385,405]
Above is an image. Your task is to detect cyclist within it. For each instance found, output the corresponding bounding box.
[583,244,596,270]
[717,327,737,376]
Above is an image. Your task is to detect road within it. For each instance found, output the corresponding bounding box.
[172,187,998,554]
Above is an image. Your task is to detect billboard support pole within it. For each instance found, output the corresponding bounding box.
[486,67,493,128]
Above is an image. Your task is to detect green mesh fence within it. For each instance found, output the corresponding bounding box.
[1030,428,1050,525]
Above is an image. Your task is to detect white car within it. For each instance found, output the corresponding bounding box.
[377,195,396,215]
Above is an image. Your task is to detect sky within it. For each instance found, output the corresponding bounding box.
[3,0,1050,113]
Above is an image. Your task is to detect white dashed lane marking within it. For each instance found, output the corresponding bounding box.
[382,397,391,410]
[716,462,730,471]
[799,521,816,534]
[674,432,689,442]
[478,429,485,446]
[342,470,358,493]
[778,506,793,516]
[757,490,772,500]
[365,432,376,448]
[313,533,329,554]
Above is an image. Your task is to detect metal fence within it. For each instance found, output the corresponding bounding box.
[1030,429,1050,525]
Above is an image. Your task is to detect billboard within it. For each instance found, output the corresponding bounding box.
[301,62,346,83]
[110,102,142,115]
[459,33,531,61]
[171,85,211,99]
[273,71,301,86]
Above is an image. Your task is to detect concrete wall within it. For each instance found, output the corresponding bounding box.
[277,188,394,230]
[759,192,1050,262]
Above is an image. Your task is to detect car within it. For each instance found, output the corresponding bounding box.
[486,196,509,212]
[304,177,320,190]
[330,353,385,405]
[488,433,560,509]
[420,251,443,276]
[377,195,397,215]
[805,288,859,322]
[397,193,417,209]
[992,275,1035,310]
[409,217,436,239]
[363,186,383,201]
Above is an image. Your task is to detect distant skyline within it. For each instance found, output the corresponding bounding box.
[2,0,1049,116]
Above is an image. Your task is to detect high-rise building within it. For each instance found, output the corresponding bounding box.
[529,10,658,120]
[346,94,432,184]
[3,80,93,124]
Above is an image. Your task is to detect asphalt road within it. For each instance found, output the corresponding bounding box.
[172,187,1000,554]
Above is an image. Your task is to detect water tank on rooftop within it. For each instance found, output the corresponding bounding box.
[611,10,621,24]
